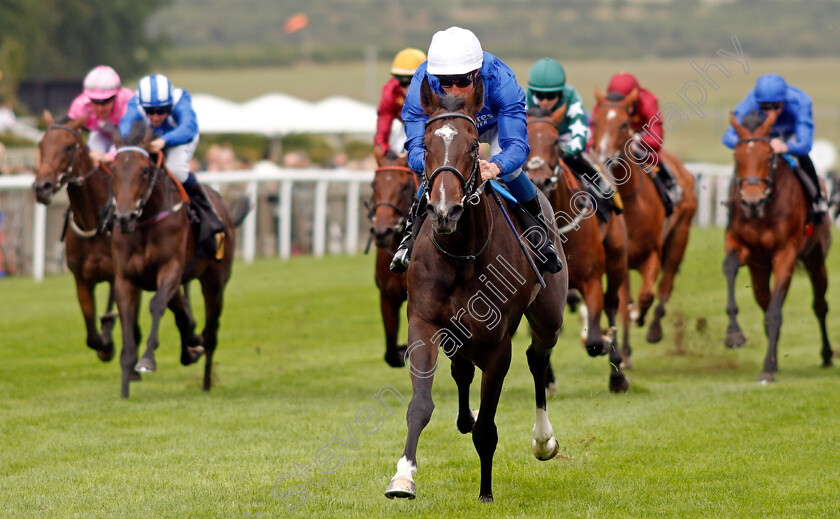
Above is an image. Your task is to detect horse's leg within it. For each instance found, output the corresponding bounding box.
[581,278,608,357]
[634,253,660,327]
[802,251,833,367]
[181,282,203,348]
[473,339,512,502]
[136,266,183,373]
[114,278,141,398]
[98,283,117,361]
[525,330,559,461]
[167,289,205,366]
[723,249,747,348]
[451,354,476,434]
[74,276,113,361]
[619,278,633,369]
[381,290,406,368]
[385,321,439,500]
[759,246,798,383]
[199,276,225,391]
[803,246,834,366]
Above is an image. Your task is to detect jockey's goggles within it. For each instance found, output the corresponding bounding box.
[394,75,413,88]
[91,96,116,106]
[533,91,560,101]
[144,106,172,116]
[758,102,782,111]
[435,72,475,88]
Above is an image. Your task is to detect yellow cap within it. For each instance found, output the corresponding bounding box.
[391,48,427,76]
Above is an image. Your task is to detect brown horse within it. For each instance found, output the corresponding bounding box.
[724,110,832,382]
[368,148,416,368]
[33,113,118,361]
[384,76,567,502]
[525,105,629,392]
[590,89,697,366]
[109,123,247,398]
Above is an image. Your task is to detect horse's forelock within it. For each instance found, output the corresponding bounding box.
[527,107,552,118]
[741,110,767,132]
[438,94,466,113]
[605,92,625,103]
[55,115,72,125]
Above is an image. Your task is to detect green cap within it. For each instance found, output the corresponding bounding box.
[528,58,566,92]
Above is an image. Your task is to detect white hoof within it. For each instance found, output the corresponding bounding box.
[531,435,559,461]
[385,476,416,499]
[628,303,640,323]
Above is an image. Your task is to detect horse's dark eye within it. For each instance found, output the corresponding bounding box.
[66,144,75,152]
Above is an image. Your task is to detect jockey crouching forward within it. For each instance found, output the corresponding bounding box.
[119,74,225,260]
[375,48,427,159]
[592,72,681,216]
[526,57,621,223]
[68,65,135,163]
[722,73,827,223]
[390,26,561,275]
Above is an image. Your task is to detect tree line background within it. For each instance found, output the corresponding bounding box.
[1,0,838,107]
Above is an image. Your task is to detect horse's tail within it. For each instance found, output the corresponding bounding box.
[229,195,253,228]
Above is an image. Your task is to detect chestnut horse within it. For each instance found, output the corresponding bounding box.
[724,110,832,382]
[109,123,247,398]
[384,77,567,502]
[590,89,697,366]
[525,106,629,393]
[368,148,416,367]
[33,114,118,361]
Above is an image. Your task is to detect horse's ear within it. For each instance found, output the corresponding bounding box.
[373,144,384,165]
[624,88,639,109]
[43,110,54,127]
[550,102,568,125]
[465,74,484,117]
[729,112,752,140]
[141,126,156,150]
[594,87,606,106]
[69,113,89,131]
[419,76,439,116]
[756,108,778,137]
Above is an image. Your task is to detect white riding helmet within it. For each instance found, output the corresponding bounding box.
[426,27,483,76]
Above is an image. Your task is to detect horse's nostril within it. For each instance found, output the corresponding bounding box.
[449,205,464,221]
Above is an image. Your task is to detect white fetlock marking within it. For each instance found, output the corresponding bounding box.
[394,456,417,481]
[579,304,589,340]
[628,303,640,323]
[532,409,558,460]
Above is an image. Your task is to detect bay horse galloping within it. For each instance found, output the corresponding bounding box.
[110,123,247,398]
[590,89,697,366]
[724,111,832,383]
[526,105,629,393]
[368,148,416,368]
[33,113,118,361]
[385,76,567,502]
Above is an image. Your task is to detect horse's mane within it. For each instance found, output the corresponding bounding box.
[125,120,149,146]
[741,110,767,132]
[438,94,466,113]
[527,107,552,118]
[605,92,625,102]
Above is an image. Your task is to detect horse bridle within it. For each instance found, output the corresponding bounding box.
[522,118,564,189]
[366,165,418,235]
[44,124,102,188]
[735,136,780,203]
[423,112,481,207]
[113,146,164,222]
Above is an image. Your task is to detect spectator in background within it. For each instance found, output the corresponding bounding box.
[68,66,134,163]
[0,101,15,132]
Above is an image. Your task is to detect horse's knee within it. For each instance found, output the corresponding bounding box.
[472,422,498,455]
[406,398,434,428]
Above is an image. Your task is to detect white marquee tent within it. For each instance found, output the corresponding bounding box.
[192,92,377,136]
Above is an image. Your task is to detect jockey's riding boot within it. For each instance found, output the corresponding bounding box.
[798,155,827,223]
[390,199,426,274]
[184,176,226,261]
[520,196,562,274]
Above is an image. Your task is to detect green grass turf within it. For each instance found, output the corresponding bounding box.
[161,57,840,164]
[2,227,840,518]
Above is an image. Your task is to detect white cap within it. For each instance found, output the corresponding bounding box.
[426,27,483,75]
